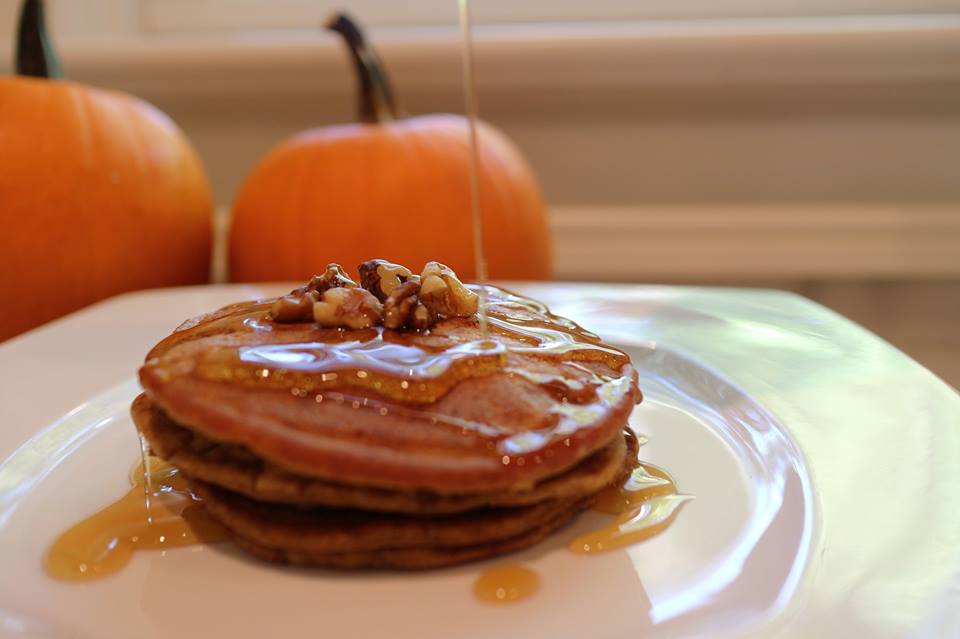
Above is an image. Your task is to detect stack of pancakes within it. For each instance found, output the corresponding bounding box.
[134,277,641,569]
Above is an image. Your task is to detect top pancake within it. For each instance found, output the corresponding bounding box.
[139,285,640,494]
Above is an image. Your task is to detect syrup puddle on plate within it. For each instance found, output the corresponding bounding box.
[44,455,226,581]
[474,458,691,603]
[474,564,540,603]
[569,462,692,555]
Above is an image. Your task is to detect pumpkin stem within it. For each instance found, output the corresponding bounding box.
[16,0,62,78]
[325,13,399,124]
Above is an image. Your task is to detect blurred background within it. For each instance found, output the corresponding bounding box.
[1,1,958,385]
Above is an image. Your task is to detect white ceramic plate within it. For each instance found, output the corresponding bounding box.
[0,284,957,639]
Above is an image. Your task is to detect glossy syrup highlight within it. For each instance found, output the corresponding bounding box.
[186,287,631,402]
[172,287,638,470]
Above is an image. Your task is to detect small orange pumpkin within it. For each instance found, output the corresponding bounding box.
[0,0,213,341]
[229,14,551,283]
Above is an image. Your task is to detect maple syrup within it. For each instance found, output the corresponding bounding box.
[45,0,685,591]
[474,445,689,601]
[473,564,540,603]
[458,0,489,337]
[570,438,691,555]
[44,456,226,581]
[142,281,640,478]
[590,461,676,515]
[571,463,691,555]
[180,289,630,391]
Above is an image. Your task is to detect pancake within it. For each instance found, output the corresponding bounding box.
[228,511,578,570]
[138,284,640,494]
[192,480,587,554]
[134,263,643,569]
[134,393,631,514]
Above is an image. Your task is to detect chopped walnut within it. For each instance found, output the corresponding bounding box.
[383,280,436,330]
[273,260,476,329]
[312,287,383,329]
[410,304,433,330]
[359,259,418,301]
[269,290,319,322]
[418,262,479,318]
[272,264,357,324]
[300,263,358,295]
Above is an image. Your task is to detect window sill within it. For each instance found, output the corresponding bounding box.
[550,204,960,281]
[209,204,960,284]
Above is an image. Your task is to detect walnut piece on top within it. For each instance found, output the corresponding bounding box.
[271,260,476,330]
[358,259,418,302]
[303,263,359,294]
[418,261,479,318]
[269,263,359,323]
[269,290,319,322]
[312,287,383,329]
[383,280,435,330]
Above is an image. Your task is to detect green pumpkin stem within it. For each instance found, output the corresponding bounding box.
[325,13,398,124]
[16,0,62,79]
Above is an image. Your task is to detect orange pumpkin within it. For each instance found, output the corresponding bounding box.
[0,0,213,342]
[230,14,550,283]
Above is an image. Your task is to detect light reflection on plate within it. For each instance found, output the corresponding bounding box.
[626,346,813,635]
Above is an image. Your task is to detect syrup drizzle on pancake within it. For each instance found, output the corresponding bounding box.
[182,285,628,401]
[148,285,638,469]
